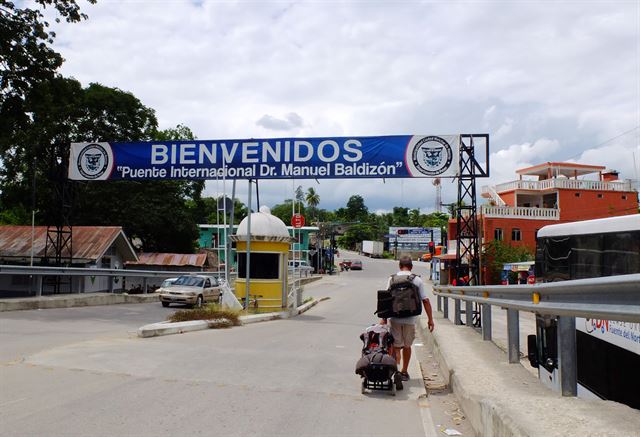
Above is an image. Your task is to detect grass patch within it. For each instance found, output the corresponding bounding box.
[302,296,314,304]
[168,303,242,327]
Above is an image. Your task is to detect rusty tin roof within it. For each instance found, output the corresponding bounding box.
[128,253,207,267]
[0,226,137,263]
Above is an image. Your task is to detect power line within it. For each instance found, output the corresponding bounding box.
[561,125,640,161]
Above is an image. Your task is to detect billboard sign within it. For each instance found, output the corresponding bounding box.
[388,227,441,251]
[68,135,460,181]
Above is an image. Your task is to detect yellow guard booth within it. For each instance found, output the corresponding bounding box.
[231,206,292,312]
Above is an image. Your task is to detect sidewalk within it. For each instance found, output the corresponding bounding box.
[418,313,640,437]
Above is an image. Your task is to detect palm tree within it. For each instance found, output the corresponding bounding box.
[305,187,320,208]
[305,187,320,221]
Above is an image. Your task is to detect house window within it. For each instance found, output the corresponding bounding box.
[597,194,603,199]
[622,195,627,200]
[574,192,581,197]
[494,228,503,241]
[512,228,522,241]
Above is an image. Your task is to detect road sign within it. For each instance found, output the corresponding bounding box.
[292,214,305,228]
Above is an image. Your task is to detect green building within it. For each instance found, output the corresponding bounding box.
[198,224,319,270]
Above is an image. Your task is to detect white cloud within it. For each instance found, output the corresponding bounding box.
[47,0,639,212]
[256,112,304,131]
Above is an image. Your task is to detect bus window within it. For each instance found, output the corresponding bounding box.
[603,230,640,276]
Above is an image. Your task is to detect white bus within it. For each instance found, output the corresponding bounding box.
[529,214,640,409]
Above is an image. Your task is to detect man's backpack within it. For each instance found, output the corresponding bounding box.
[375,274,422,318]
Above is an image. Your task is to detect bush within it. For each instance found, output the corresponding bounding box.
[168,303,241,327]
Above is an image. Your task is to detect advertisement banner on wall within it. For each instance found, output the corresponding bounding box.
[68,135,460,181]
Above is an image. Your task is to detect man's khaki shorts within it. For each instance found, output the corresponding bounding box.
[389,322,416,348]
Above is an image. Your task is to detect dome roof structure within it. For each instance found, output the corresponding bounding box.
[234,206,291,241]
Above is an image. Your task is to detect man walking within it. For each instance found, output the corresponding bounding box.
[384,256,434,381]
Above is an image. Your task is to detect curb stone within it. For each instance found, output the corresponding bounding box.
[137,297,329,338]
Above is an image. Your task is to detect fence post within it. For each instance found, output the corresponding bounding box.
[437,295,442,312]
[507,309,520,363]
[465,301,473,326]
[557,316,577,396]
[482,303,491,341]
[143,277,148,294]
[454,299,462,325]
[443,295,449,319]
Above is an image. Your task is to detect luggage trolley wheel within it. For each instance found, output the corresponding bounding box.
[394,372,404,391]
[361,379,367,394]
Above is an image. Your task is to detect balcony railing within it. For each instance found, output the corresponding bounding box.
[481,205,560,220]
[482,179,634,195]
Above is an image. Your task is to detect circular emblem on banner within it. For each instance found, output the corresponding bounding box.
[77,143,110,180]
[410,136,453,176]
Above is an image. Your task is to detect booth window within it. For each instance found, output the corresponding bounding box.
[494,228,503,241]
[511,228,522,241]
[237,253,280,279]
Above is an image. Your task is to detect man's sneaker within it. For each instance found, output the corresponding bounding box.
[400,371,410,381]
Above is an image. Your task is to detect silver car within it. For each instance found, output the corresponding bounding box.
[159,275,222,308]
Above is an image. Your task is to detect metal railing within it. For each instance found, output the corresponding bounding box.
[480,205,560,220]
[484,184,507,206]
[483,178,634,195]
[0,264,233,295]
[432,274,640,396]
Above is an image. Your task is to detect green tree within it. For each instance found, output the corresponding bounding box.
[337,223,374,250]
[0,0,96,101]
[422,211,450,229]
[305,187,320,222]
[408,208,423,227]
[391,207,410,227]
[483,240,533,284]
[305,187,320,208]
[0,76,203,253]
[197,196,247,225]
[270,200,305,226]
[342,195,368,222]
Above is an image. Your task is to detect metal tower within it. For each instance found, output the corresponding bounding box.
[455,134,489,286]
[43,150,74,293]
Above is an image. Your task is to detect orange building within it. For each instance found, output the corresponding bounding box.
[448,162,638,282]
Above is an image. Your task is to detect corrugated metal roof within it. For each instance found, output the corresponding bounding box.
[0,226,134,262]
[129,252,207,267]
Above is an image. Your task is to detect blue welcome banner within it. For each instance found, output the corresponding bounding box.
[69,135,460,181]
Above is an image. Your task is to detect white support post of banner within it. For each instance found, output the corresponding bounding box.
[222,156,227,283]
[245,179,252,310]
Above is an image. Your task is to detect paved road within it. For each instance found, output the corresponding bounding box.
[1,256,437,437]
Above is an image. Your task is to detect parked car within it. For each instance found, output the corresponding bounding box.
[159,275,222,308]
[350,260,363,270]
[155,277,178,293]
[288,260,314,276]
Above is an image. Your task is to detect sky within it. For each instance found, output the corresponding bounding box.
[51,0,640,214]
